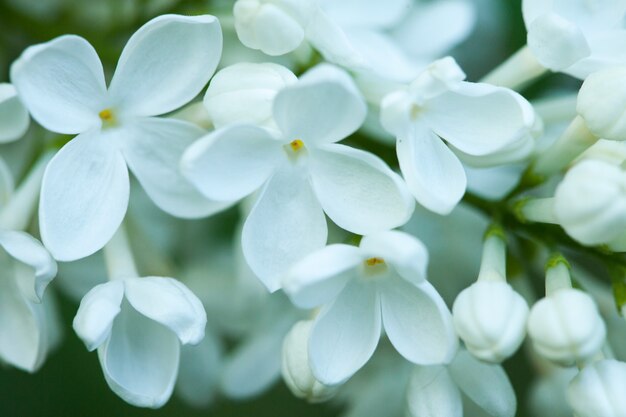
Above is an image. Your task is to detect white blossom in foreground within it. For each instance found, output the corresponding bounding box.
[282,230,457,385]
[204,62,297,129]
[10,14,228,262]
[523,0,626,78]
[73,276,206,408]
[567,359,626,417]
[281,320,337,402]
[380,57,535,214]
[407,349,516,417]
[0,83,29,142]
[452,229,529,363]
[554,159,626,246]
[183,64,414,291]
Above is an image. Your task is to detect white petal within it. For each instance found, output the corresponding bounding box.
[407,366,463,417]
[10,35,105,134]
[0,270,47,372]
[425,82,535,156]
[448,349,517,417]
[203,63,297,129]
[359,230,428,285]
[310,143,414,234]
[39,130,129,261]
[309,281,381,385]
[0,83,30,142]
[73,281,124,351]
[120,117,231,218]
[282,244,362,309]
[98,301,180,408]
[108,14,222,117]
[181,124,283,202]
[124,277,206,345]
[0,230,57,303]
[273,64,366,144]
[176,331,222,407]
[397,124,466,215]
[242,162,327,292]
[380,276,457,365]
[320,0,410,28]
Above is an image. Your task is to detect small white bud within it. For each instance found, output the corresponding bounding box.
[281,320,337,403]
[578,67,626,141]
[567,359,626,417]
[453,280,529,363]
[528,288,606,366]
[554,159,626,246]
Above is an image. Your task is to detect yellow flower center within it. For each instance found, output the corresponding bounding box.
[99,108,117,127]
[365,257,385,266]
[290,139,304,152]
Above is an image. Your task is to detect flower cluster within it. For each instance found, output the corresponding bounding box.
[3,0,626,416]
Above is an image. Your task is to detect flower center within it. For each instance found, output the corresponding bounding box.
[284,139,307,162]
[362,257,388,278]
[99,108,117,128]
[290,139,304,152]
[410,104,422,121]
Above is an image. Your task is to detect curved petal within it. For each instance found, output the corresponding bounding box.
[359,230,428,285]
[181,124,283,202]
[242,162,327,292]
[310,143,414,234]
[73,281,124,351]
[282,243,363,309]
[448,349,517,417]
[108,14,222,117]
[309,281,381,385]
[320,0,410,28]
[39,130,129,261]
[10,35,105,134]
[124,277,207,345]
[273,64,366,144]
[0,230,57,303]
[98,301,180,408]
[0,83,30,142]
[120,117,231,218]
[407,366,463,417]
[425,82,535,156]
[0,270,46,372]
[397,124,466,215]
[381,276,457,365]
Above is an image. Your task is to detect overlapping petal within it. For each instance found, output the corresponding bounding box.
[108,15,222,117]
[309,281,381,385]
[124,277,207,345]
[0,83,30,142]
[407,366,462,417]
[380,277,457,365]
[10,35,106,134]
[39,129,129,261]
[181,124,283,202]
[121,117,231,218]
[310,143,414,234]
[73,281,124,351]
[242,162,327,292]
[273,65,366,144]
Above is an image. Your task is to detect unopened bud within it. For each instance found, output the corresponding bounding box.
[567,359,626,417]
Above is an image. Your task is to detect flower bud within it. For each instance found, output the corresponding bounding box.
[554,159,626,246]
[453,280,529,363]
[578,67,626,141]
[528,288,606,365]
[204,63,297,129]
[567,359,626,417]
[281,320,337,402]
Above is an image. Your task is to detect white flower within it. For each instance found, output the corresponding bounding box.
[453,280,529,363]
[407,349,516,417]
[0,230,57,372]
[281,320,337,402]
[182,64,414,291]
[204,62,297,129]
[10,14,228,262]
[577,66,626,141]
[567,359,626,417]
[73,276,207,408]
[528,288,606,366]
[380,57,535,214]
[0,83,29,142]
[554,159,626,246]
[282,230,457,385]
[523,0,626,78]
